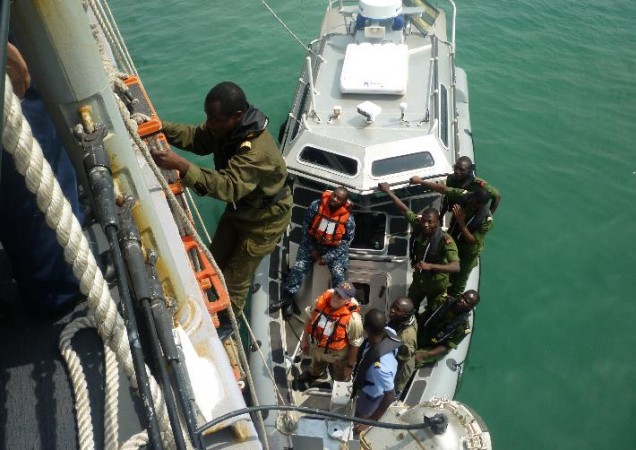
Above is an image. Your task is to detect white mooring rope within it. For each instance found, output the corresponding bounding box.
[1,76,175,449]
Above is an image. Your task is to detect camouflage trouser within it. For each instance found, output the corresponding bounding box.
[394,357,416,394]
[284,242,347,294]
[308,344,350,381]
[407,272,448,314]
[448,255,478,296]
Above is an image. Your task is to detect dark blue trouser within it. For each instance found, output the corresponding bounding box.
[0,88,82,313]
[283,241,348,294]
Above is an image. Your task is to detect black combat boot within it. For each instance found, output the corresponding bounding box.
[269,288,294,313]
[216,311,234,342]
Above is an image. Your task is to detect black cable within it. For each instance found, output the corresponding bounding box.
[197,404,440,436]
[118,205,188,450]
[105,226,164,450]
[78,125,163,450]
[287,318,302,342]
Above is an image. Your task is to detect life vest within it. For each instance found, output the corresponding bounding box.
[446,171,476,190]
[448,205,491,242]
[306,290,360,352]
[308,190,352,246]
[409,226,445,268]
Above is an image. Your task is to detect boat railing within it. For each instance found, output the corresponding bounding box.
[439,0,460,158]
[433,34,460,159]
[281,36,326,145]
[446,0,457,48]
[432,35,440,137]
[450,47,460,159]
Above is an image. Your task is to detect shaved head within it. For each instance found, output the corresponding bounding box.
[334,186,349,201]
[464,289,480,306]
[389,297,414,322]
[394,297,413,314]
[456,156,473,166]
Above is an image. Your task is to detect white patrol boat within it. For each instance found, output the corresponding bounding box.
[0,0,489,448]
[247,0,491,448]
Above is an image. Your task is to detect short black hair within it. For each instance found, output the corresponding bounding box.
[456,156,473,166]
[421,207,440,220]
[205,81,248,116]
[364,308,387,336]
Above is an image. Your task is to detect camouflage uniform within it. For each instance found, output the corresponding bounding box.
[163,105,292,312]
[389,316,418,394]
[417,295,471,364]
[405,210,459,312]
[284,199,355,293]
[444,188,494,296]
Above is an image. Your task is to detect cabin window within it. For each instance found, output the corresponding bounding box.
[352,282,370,305]
[298,146,358,176]
[440,84,449,147]
[350,211,386,251]
[371,152,435,177]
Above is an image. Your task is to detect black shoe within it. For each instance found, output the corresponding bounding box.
[293,374,318,391]
[293,379,315,392]
[282,301,296,321]
[269,290,294,313]
[216,322,234,342]
[296,371,318,384]
[268,298,289,314]
[216,312,234,342]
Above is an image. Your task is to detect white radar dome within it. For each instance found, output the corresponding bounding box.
[359,0,402,19]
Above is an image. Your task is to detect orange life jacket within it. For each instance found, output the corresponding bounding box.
[308,190,352,246]
[305,290,360,351]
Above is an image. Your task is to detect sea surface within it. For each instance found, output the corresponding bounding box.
[110,0,636,448]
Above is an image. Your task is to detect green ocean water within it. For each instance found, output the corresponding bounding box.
[110,0,636,448]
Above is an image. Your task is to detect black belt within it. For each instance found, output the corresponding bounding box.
[260,184,291,209]
[231,184,291,211]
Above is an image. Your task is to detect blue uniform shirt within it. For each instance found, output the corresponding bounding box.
[361,328,399,398]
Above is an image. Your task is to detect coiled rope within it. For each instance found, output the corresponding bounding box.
[1,76,174,449]
[59,313,121,449]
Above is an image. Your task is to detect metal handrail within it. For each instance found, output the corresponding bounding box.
[441,0,460,158]
[446,0,460,158]
[447,0,457,49]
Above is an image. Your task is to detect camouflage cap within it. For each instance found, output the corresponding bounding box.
[335,281,356,299]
